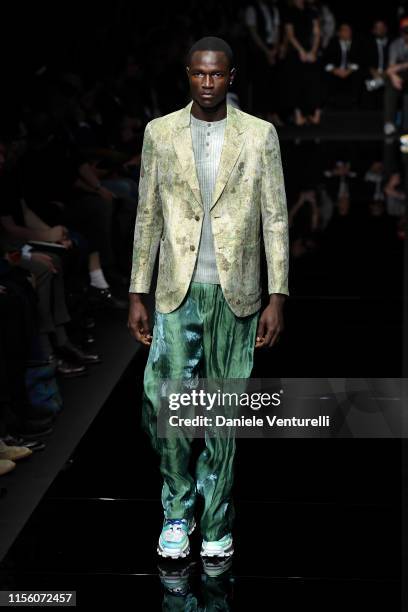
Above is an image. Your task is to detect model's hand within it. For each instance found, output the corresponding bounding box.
[128,295,152,346]
[255,300,285,348]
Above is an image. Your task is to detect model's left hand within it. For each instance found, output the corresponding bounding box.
[255,300,285,348]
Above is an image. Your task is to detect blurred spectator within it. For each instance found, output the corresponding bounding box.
[282,0,322,125]
[361,20,389,109]
[0,140,100,375]
[288,189,320,257]
[0,281,35,476]
[384,16,408,135]
[323,23,363,109]
[384,171,407,216]
[306,0,336,50]
[363,160,386,202]
[397,1,408,20]
[323,160,359,206]
[245,0,284,124]
[19,111,127,307]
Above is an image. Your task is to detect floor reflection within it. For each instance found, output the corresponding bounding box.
[158,556,233,610]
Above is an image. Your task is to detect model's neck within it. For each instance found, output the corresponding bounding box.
[191,100,227,122]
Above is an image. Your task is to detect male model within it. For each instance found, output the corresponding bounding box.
[128,36,289,559]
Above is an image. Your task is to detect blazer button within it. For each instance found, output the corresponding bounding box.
[190,245,195,251]
[194,215,200,221]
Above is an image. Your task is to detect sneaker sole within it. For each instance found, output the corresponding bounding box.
[157,518,196,559]
[200,542,234,558]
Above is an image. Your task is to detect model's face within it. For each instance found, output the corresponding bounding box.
[186,50,235,109]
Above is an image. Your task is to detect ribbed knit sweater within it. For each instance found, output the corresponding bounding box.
[190,113,226,284]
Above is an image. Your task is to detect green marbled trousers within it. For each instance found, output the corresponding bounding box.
[141,282,259,541]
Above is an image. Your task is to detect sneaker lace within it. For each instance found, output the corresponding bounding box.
[164,519,188,540]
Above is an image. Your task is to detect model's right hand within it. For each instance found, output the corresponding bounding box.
[128,296,152,346]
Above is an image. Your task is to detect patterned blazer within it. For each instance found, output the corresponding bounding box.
[129,100,289,317]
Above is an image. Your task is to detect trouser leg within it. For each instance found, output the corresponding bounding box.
[48,253,71,327]
[19,255,70,333]
[142,282,259,535]
[193,283,259,541]
[142,285,204,520]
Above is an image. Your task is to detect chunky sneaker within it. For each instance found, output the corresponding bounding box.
[200,533,234,558]
[157,518,196,559]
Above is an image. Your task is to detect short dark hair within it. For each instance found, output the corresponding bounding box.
[187,36,234,69]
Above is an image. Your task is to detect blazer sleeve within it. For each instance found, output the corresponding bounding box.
[261,124,290,297]
[129,122,164,293]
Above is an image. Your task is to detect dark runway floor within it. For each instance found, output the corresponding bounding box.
[0,285,403,610]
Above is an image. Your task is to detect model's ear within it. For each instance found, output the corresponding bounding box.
[186,66,190,78]
[229,67,237,85]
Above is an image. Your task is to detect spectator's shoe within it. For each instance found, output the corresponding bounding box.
[0,460,16,476]
[88,286,128,310]
[55,341,101,365]
[202,555,233,578]
[11,417,54,439]
[200,533,234,558]
[0,442,32,462]
[55,358,87,378]
[157,518,196,559]
[2,435,46,452]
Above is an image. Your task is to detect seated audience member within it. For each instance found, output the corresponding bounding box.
[362,20,389,109]
[19,112,127,307]
[0,142,100,375]
[0,249,56,439]
[323,23,363,108]
[384,17,408,134]
[0,282,36,476]
[68,84,140,205]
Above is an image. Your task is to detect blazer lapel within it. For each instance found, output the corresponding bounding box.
[172,100,247,212]
[210,104,246,210]
[173,101,202,210]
